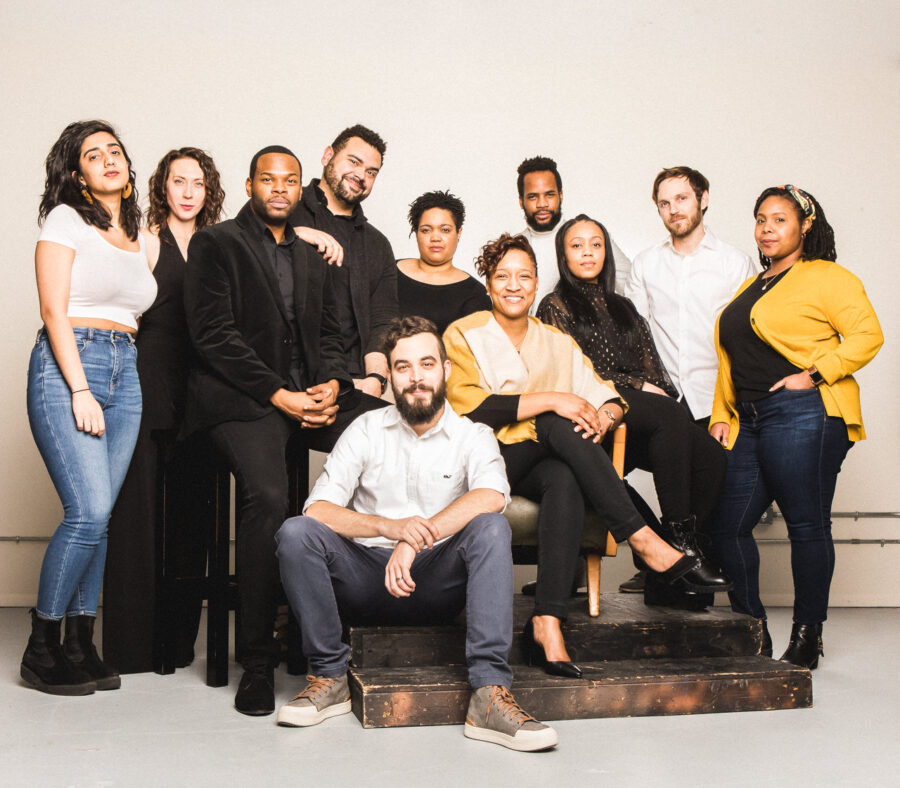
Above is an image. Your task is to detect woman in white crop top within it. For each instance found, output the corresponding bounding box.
[21,120,156,697]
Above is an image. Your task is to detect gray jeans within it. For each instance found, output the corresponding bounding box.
[275,513,514,688]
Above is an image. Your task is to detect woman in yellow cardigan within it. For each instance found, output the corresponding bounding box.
[445,233,730,678]
[710,185,883,668]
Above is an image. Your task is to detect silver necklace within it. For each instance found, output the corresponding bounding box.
[760,268,789,291]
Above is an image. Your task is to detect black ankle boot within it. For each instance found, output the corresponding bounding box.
[780,623,823,669]
[760,620,773,657]
[644,571,712,610]
[660,516,733,593]
[20,609,96,696]
[64,615,121,690]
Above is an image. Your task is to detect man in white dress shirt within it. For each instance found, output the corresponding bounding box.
[626,166,758,423]
[516,155,632,309]
[273,316,557,752]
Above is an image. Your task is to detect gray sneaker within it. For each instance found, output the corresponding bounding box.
[464,685,558,751]
[276,674,351,727]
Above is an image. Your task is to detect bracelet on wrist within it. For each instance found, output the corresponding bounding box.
[365,372,388,394]
[71,388,90,395]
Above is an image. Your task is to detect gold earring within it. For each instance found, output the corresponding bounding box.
[81,187,94,205]
[122,182,133,200]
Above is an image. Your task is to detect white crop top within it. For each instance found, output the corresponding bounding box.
[38,204,157,330]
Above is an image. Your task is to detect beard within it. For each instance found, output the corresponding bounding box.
[324,161,368,207]
[392,377,447,426]
[524,206,562,233]
[663,207,703,238]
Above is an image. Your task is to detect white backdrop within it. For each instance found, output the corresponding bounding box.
[1,1,897,604]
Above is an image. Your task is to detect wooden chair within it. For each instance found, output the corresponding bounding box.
[507,423,625,617]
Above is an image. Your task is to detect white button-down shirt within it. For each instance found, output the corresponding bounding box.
[521,220,632,314]
[626,228,758,419]
[304,404,510,549]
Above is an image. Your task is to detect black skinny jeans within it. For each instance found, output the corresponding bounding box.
[501,413,645,619]
[620,388,726,532]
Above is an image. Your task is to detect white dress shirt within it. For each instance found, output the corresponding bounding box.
[304,404,510,549]
[521,219,632,314]
[626,227,758,419]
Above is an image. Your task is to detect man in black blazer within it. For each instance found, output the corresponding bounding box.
[184,146,385,716]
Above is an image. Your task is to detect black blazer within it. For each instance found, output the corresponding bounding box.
[183,202,349,434]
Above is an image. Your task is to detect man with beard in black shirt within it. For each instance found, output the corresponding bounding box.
[290,125,398,400]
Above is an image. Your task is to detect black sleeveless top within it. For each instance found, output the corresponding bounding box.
[135,226,190,429]
[397,269,492,335]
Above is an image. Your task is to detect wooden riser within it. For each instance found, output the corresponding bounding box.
[350,658,812,728]
[349,594,764,668]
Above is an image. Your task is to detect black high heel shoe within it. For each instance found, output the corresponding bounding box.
[780,623,823,669]
[522,618,583,679]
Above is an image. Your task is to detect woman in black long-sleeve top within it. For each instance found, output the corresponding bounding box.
[537,215,727,603]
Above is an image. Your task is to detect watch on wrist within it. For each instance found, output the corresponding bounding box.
[366,372,388,394]
[807,367,825,387]
[601,407,617,423]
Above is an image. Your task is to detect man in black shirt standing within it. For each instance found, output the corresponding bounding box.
[184,146,385,717]
[290,125,398,398]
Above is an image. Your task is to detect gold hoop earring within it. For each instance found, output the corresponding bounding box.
[122,182,133,200]
[81,188,94,205]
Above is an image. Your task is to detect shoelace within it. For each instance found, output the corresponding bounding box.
[293,675,336,702]
[489,686,535,725]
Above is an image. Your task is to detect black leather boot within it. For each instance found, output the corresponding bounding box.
[760,619,773,657]
[64,615,121,690]
[644,571,712,610]
[20,609,96,696]
[780,623,823,669]
[660,516,733,593]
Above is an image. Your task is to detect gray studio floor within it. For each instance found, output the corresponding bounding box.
[1,605,898,788]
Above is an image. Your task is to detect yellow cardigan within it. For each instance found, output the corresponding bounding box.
[444,311,622,445]
[711,259,883,446]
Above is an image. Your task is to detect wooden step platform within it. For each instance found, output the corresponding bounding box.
[350,657,812,728]
[346,594,812,728]
[349,594,764,668]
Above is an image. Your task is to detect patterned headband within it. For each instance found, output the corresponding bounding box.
[778,184,816,224]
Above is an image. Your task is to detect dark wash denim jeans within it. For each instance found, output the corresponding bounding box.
[711,387,852,625]
[27,328,142,619]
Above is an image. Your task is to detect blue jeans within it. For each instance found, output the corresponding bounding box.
[276,513,514,688]
[711,388,851,625]
[27,328,142,619]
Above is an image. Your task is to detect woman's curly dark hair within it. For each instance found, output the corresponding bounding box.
[407,190,465,234]
[146,147,225,237]
[754,186,836,267]
[38,120,141,241]
[474,233,537,280]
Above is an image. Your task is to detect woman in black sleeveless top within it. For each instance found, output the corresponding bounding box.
[397,190,491,335]
[103,149,224,673]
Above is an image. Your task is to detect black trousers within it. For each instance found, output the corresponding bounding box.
[501,413,645,619]
[208,393,386,670]
[103,428,209,674]
[620,389,726,532]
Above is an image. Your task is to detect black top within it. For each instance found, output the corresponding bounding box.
[536,285,678,397]
[248,211,303,388]
[718,273,801,401]
[397,268,492,336]
[289,179,397,377]
[136,226,189,430]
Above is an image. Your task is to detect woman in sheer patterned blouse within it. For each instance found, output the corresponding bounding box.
[537,215,727,601]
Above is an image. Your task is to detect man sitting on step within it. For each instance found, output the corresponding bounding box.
[275,316,557,752]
